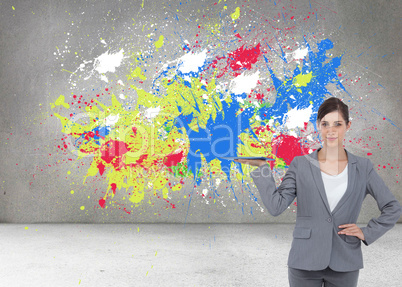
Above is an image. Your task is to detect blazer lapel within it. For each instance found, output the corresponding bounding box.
[308,149,332,214]
[331,149,357,215]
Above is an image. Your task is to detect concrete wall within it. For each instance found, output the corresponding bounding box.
[0,0,400,223]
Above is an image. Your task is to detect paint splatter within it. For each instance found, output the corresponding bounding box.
[44,0,399,216]
[154,35,164,50]
[231,7,241,21]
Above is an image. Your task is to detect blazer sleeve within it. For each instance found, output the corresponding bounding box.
[361,159,402,246]
[250,158,297,216]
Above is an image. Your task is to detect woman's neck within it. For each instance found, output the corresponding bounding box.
[318,146,348,162]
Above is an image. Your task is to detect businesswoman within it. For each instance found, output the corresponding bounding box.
[235,97,401,287]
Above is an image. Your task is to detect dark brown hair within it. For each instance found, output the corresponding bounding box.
[317,97,349,124]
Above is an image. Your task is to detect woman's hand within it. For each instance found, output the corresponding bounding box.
[338,224,365,241]
[234,159,267,167]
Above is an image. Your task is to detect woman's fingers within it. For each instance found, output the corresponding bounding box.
[338,223,365,241]
[338,224,355,229]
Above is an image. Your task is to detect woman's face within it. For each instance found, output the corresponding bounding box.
[318,110,351,149]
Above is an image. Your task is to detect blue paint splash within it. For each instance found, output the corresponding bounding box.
[260,39,345,130]
[174,94,255,184]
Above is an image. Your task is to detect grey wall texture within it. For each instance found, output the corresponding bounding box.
[0,0,401,223]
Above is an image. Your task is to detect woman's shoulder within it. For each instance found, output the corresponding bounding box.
[345,150,376,176]
[287,149,373,170]
[345,149,372,165]
[288,152,315,167]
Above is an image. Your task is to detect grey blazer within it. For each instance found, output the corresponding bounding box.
[250,148,401,272]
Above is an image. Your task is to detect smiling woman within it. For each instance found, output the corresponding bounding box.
[236,97,402,287]
[317,97,351,158]
[316,98,351,176]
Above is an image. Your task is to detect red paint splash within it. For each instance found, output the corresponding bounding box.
[227,43,262,72]
[136,154,148,164]
[254,93,265,103]
[253,124,273,135]
[271,135,310,165]
[84,131,95,141]
[100,140,131,170]
[111,183,117,194]
[164,151,185,167]
[99,198,106,208]
[209,43,262,78]
[97,161,105,176]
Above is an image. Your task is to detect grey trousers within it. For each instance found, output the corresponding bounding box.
[288,267,359,287]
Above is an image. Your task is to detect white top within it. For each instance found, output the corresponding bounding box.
[321,165,348,212]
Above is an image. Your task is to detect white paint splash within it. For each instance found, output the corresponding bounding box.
[78,49,125,83]
[144,107,161,119]
[283,105,313,130]
[177,50,208,74]
[100,74,108,83]
[104,114,120,126]
[292,47,309,60]
[94,49,125,74]
[230,71,260,95]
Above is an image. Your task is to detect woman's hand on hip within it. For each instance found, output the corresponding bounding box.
[338,224,365,241]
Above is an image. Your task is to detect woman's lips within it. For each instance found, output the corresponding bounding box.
[327,137,337,141]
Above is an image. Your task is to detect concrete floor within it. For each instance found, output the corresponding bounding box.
[1,224,401,287]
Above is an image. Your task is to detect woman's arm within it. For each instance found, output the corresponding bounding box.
[236,158,297,216]
[361,159,402,246]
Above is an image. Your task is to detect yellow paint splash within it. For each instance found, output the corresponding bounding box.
[154,35,164,50]
[292,72,313,93]
[53,113,89,137]
[129,190,144,204]
[161,75,225,131]
[50,95,70,109]
[53,61,238,210]
[54,90,191,208]
[171,183,182,191]
[231,7,240,21]
[127,67,147,81]
[293,72,313,87]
